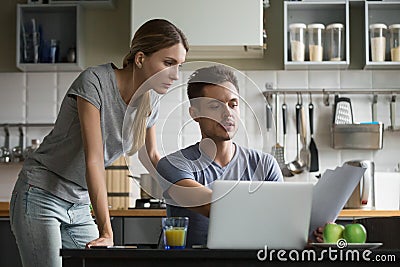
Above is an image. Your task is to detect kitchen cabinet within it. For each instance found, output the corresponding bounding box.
[0,216,158,267]
[364,1,400,69]
[131,0,264,59]
[0,218,22,267]
[283,1,400,70]
[123,217,162,247]
[103,215,163,247]
[49,0,114,8]
[284,1,350,70]
[16,4,84,72]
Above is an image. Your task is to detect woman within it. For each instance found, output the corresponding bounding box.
[10,19,188,267]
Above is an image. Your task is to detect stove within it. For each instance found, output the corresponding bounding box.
[130,198,166,209]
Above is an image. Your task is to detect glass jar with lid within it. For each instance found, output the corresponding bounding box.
[369,23,387,62]
[326,23,344,61]
[389,24,400,62]
[307,23,325,61]
[289,23,306,62]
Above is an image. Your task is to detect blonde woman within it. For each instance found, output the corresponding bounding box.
[10,19,188,267]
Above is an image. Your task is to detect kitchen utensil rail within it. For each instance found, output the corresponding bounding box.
[263,88,400,97]
[0,123,54,127]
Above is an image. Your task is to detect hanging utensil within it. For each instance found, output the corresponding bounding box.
[11,126,24,162]
[271,94,285,166]
[372,94,378,122]
[0,126,11,163]
[288,94,306,174]
[323,90,330,107]
[333,95,354,124]
[265,92,273,132]
[390,94,396,130]
[299,93,310,168]
[281,94,293,177]
[308,94,319,172]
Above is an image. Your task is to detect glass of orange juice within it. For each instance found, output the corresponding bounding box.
[162,217,189,250]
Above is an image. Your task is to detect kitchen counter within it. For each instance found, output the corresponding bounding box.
[0,202,166,217]
[0,202,9,217]
[339,209,400,218]
[61,248,400,267]
[108,209,166,217]
[1,202,400,218]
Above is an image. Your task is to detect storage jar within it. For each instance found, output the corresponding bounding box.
[389,24,400,62]
[369,23,387,62]
[307,23,325,61]
[289,23,306,62]
[326,23,344,61]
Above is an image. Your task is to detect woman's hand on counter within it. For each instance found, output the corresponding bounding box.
[86,235,114,248]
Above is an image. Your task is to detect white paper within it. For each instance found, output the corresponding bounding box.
[308,164,366,238]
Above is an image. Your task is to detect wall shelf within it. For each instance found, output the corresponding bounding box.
[16,4,84,72]
[365,1,400,69]
[49,0,115,9]
[283,1,350,70]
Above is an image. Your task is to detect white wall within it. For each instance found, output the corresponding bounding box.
[1,69,399,174]
[1,68,399,206]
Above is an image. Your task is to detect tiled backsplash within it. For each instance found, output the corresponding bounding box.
[0,69,399,177]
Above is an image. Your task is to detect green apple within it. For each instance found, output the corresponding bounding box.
[323,223,345,243]
[343,223,367,243]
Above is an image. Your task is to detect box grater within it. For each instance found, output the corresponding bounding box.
[333,96,353,124]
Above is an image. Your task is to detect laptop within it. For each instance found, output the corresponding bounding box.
[207,180,313,250]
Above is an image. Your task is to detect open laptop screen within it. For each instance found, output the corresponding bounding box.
[207,180,313,250]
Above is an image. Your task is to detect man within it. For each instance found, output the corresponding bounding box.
[156,65,283,247]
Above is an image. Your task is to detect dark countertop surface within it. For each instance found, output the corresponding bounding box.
[61,248,400,267]
[3,202,400,218]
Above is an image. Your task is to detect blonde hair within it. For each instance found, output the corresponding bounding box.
[126,91,151,156]
[124,19,188,155]
[123,19,188,68]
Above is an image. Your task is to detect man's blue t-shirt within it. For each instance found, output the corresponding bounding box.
[156,142,283,246]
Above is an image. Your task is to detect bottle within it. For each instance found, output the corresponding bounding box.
[326,23,344,61]
[23,139,41,159]
[49,39,59,63]
[289,23,306,62]
[389,24,400,62]
[67,47,76,63]
[307,23,325,62]
[369,23,387,62]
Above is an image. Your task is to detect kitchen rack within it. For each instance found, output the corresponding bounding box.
[263,88,400,106]
[263,88,400,96]
[0,123,54,127]
[262,88,399,147]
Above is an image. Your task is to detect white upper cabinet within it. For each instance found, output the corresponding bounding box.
[130,0,264,59]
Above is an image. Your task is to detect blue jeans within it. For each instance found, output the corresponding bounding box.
[10,178,98,267]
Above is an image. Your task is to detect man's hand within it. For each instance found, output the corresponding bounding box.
[168,179,212,217]
[313,226,324,243]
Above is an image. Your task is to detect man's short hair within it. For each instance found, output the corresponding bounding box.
[187,65,239,103]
